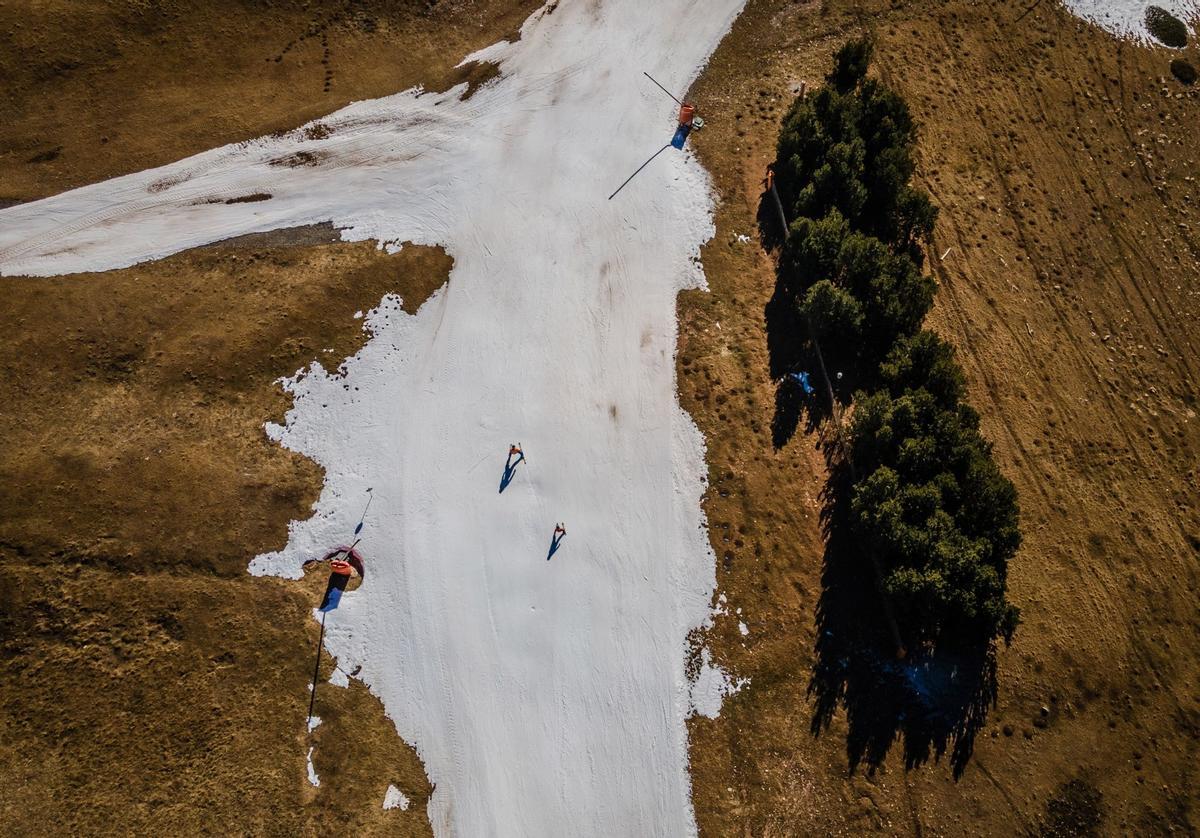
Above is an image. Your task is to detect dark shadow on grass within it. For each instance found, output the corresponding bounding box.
[807,458,999,778]
[757,185,787,252]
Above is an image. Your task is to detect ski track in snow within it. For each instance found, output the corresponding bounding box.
[0,1,747,835]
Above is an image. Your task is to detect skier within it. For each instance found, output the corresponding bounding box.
[500,443,525,494]
[548,523,566,561]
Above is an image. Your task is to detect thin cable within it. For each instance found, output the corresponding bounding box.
[643,71,683,106]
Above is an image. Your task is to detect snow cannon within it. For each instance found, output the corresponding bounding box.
[671,102,700,150]
[321,544,365,579]
[313,544,365,612]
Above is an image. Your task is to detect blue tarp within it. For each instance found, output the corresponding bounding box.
[790,371,814,395]
[670,123,693,150]
[320,575,348,612]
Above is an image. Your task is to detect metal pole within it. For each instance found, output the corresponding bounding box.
[306,608,328,727]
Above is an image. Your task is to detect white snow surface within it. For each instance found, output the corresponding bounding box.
[384,784,412,811]
[306,747,320,788]
[1059,0,1197,42]
[0,1,748,835]
[689,648,747,720]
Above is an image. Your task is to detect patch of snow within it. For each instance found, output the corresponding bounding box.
[329,667,350,688]
[735,233,751,243]
[306,747,320,787]
[738,621,749,637]
[689,648,747,719]
[0,1,749,834]
[353,310,363,320]
[383,784,411,811]
[1059,0,1198,43]
[308,715,322,732]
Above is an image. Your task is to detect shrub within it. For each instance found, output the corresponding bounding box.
[1146,6,1188,48]
[1170,58,1197,85]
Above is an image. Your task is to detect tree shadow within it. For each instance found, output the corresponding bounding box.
[757,184,787,252]
[808,459,998,778]
[765,262,836,449]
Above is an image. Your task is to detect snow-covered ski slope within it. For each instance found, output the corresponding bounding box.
[0,1,747,834]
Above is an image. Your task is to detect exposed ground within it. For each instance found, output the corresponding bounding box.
[0,235,448,835]
[683,0,1200,834]
[0,1,540,833]
[2,0,1199,834]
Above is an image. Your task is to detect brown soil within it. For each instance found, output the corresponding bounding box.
[0,0,541,203]
[684,0,1199,834]
[0,236,449,835]
[4,0,1200,833]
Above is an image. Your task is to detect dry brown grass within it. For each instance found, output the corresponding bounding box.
[4,0,1200,832]
[0,235,449,835]
[684,0,1200,833]
[0,2,545,832]
[0,0,541,202]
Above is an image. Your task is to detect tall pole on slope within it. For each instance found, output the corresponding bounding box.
[306,609,328,728]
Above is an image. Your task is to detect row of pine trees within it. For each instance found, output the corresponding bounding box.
[771,39,1021,650]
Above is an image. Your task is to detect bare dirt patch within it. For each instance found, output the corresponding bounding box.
[0,240,450,835]
[685,0,1199,833]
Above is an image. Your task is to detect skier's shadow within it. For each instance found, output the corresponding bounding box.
[546,532,565,561]
[499,454,524,493]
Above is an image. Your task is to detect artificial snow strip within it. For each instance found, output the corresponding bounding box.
[0,1,747,835]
